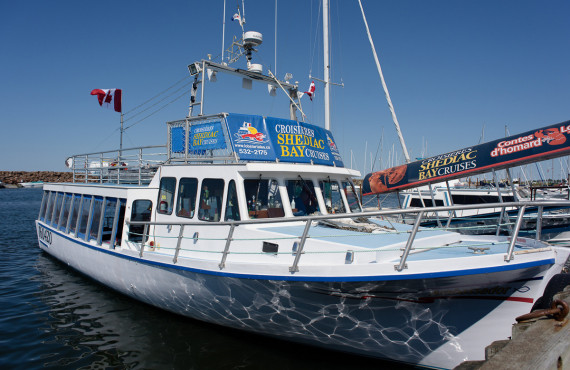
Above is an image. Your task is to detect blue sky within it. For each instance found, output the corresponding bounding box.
[2,0,570,180]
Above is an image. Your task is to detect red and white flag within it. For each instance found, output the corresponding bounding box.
[304,81,315,101]
[90,89,122,113]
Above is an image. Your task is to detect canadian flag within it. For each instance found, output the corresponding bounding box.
[304,81,315,101]
[90,89,122,113]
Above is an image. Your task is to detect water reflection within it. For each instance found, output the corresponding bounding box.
[33,254,407,369]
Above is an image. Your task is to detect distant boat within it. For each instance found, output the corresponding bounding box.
[20,181,44,188]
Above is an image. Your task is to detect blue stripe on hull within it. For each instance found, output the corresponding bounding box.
[36,221,554,283]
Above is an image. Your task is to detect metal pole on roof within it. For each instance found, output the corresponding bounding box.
[323,0,331,130]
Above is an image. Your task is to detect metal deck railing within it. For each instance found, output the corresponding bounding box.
[127,200,570,273]
[68,145,167,185]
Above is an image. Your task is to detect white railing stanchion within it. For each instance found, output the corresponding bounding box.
[395,211,424,272]
[536,206,543,241]
[505,205,527,262]
[219,224,236,269]
[140,224,149,258]
[173,225,185,263]
[289,220,313,273]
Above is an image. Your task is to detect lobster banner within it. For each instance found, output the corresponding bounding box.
[362,119,570,195]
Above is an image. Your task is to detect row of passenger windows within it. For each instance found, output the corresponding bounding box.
[38,191,126,247]
[156,177,361,220]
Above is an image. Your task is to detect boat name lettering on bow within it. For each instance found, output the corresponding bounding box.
[38,225,52,245]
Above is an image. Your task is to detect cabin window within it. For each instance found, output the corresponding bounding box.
[286,179,319,216]
[39,191,48,221]
[58,193,73,231]
[319,180,346,214]
[100,198,117,244]
[224,180,241,221]
[244,178,284,219]
[69,195,82,234]
[43,192,53,223]
[78,196,93,238]
[41,192,53,222]
[176,177,198,218]
[342,181,362,212]
[49,193,61,226]
[128,200,152,242]
[198,179,224,221]
[114,199,126,247]
[157,177,176,215]
[51,193,64,227]
[89,197,104,242]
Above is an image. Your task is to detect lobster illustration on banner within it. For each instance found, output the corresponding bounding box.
[535,128,567,145]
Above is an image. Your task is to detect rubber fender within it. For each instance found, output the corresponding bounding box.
[531,273,570,311]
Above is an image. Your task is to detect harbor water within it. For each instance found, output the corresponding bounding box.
[0,188,409,369]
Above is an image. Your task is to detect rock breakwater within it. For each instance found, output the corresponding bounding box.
[0,171,73,186]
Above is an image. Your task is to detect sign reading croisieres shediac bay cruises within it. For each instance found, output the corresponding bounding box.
[225,113,344,167]
[362,120,570,195]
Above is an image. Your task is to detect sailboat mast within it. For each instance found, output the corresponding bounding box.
[358,0,411,163]
[323,0,331,130]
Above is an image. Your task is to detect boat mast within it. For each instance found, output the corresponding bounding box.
[358,0,411,164]
[323,0,330,130]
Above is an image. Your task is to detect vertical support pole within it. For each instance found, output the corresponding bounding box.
[117,150,121,184]
[323,0,330,130]
[505,168,519,202]
[505,205,527,262]
[428,183,442,228]
[96,197,106,246]
[493,169,511,236]
[138,148,143,185]
[85,155,88,183]
[84,197,95,242]
[445,180,455,228]
[173,225,186,263]
[219,224,236,269]
[289,220,312,273]
[99,153,103,183]
[110,198,121,249]
[185,118,190,164]
[396,190,404,223]
[140,223,149,257]
[72,157,76,183]
[395,211,424,271]
[536,205,543,241]
[199,61,206,116]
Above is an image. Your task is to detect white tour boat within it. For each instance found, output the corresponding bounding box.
[35,7,570,370]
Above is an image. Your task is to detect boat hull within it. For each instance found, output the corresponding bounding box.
[35,220,568,368]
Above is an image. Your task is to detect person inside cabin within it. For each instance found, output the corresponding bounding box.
[199,185,211,219]
[292,182,318,216]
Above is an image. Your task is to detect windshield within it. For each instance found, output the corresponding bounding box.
[244,178,284,218]
[342,181,362,212]
[285,178,319,216]
[319,180,346,214]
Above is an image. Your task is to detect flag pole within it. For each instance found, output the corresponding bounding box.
[120,112,123,159]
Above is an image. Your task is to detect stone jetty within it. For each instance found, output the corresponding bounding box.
[0,171,73,186]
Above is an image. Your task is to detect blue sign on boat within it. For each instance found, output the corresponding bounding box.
[225,114,277,161]
[189,121,226,151]
[225,113,344,167]
[170,121,226,153]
